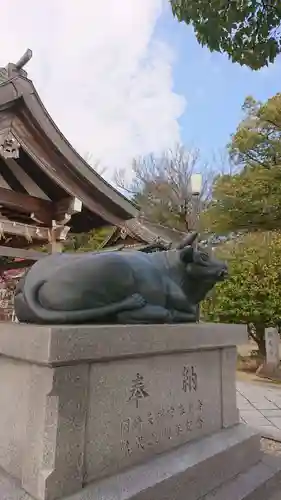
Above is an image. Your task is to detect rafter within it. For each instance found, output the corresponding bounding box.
[55,196,82,217]
[0,188,83,227]
[0,186,53,224]
[0,218,49,240]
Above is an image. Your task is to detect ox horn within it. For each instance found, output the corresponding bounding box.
[176,231,198,250]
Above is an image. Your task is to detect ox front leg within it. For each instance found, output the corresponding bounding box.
[164,279,192,313]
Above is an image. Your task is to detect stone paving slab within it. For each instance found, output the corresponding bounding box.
[260,410,281,418]
[237,381,281,438]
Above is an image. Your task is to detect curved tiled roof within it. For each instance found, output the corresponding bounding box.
[0,50,138,225]
[101,217,188,250]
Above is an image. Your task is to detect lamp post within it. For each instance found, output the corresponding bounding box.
[189,174,202,237]
[187,173,202,322]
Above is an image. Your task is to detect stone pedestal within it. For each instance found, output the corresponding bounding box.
[0,322,280,500]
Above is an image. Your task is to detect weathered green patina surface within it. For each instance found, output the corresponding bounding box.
[14,233,227,324]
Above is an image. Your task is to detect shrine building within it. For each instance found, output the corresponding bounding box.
[0,49,138,272]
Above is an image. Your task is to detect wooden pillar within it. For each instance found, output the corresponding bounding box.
[47,198,82,254]
[50,239,63,254]
[48,226,63,254]
[48,220,70,254]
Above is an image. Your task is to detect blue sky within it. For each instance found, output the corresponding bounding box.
[155,7,281,162]
[2,0,280,178]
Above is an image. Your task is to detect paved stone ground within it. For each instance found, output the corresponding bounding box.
[233,382,281,498]
[237,381,281,434]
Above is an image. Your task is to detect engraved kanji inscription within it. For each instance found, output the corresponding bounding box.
[178,403,186,416]
[196,416,204,429]
[120,384,206,457]
[157,408,165,420]
[120,418,131,435]
[121,439,132,456]
[147,412,154,425]
[132,416,143,431]
[151,432,160,444]
[162,426,172,439]
[186,419,192,431]
[136,435,145,450]
[182,365,198,393]
[128,373,149,408]
[167,405,175,418]
[197,400,203,411]
[176,424,183,436]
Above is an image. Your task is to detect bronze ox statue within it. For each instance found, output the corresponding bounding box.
[14,232,227,324]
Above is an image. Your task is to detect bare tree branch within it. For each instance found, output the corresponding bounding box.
[115,144,229,230]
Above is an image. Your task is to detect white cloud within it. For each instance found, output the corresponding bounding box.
[0,0,185,181]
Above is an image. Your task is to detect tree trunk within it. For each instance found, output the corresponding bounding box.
[248,323,266,357]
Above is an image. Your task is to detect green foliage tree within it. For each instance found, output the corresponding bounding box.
[63,227,112,252]
[230,94,281,168]
[37,227,113,254]
[202,231,281,356]
[202,93,281,234]
[171,0,281,70]
[202,165,281,233]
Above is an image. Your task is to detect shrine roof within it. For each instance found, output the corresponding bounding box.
[0,50,138,226]
[101,217,187,250]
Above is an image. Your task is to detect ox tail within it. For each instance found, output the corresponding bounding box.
[16,280,135,324]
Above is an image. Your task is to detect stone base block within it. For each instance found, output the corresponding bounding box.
[204,455,281,500]
[2,425,281,500]
[68,425,265,500]
[0,322,245,500]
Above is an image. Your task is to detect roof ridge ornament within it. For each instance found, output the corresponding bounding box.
[14,49,33,71]
[0,49,32,84]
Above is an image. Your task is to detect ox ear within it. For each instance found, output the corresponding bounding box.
[177,232,198,250]
[180,246,194,264]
